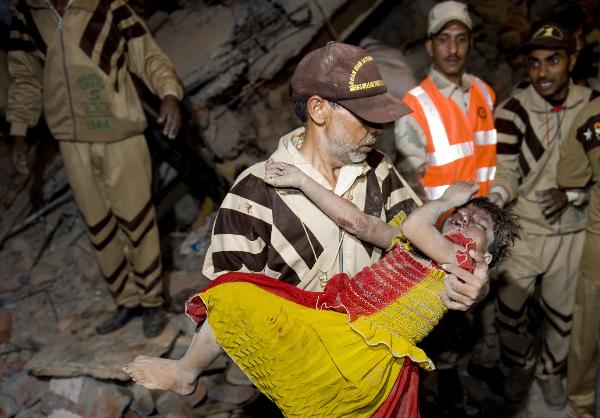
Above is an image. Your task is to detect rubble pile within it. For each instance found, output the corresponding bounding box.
[0,138,274,416]
[0,0,588,417]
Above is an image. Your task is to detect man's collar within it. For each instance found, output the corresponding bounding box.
[272,127,371,196]
[525,79,583,112]
[429,67,471,93]
[31,0,96,12]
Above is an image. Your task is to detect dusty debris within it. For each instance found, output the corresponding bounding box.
[185,382,208,409]
[225,363,253,387]
[129,385,155,417]
[0,0,580,417]
[25,316,180,381]
[0,308,11,343]
[199,374,257,406]
[0,391,20,417]
[1,371,48,410]
[155,391,190,417]
[0,189,72,250]
[14,410,46,418]
[40,376,131,418]
[46,410,82,418]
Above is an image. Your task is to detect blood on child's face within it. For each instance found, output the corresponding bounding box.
[442,205,494,253]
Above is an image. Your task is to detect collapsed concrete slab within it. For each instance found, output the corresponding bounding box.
[24,317,180,381]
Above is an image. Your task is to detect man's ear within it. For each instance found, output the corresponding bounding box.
[306,96,329,125]
[425,39,433,58]
[483,252,493,266]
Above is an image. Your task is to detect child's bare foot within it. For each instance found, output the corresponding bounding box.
[123,356,199,395]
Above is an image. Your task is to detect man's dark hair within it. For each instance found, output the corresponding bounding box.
[458,197,521,268]
[293,99,338,123]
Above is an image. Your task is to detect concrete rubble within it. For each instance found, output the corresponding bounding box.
[0,1,355,417]
[24,317,180,381]
[0,0,592,417]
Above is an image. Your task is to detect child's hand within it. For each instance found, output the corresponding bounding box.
[439,181,479,207]
[264,159,305,188]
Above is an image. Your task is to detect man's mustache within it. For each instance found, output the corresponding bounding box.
[361,137,377,146]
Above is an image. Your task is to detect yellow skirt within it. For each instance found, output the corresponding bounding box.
[202,282,421,417]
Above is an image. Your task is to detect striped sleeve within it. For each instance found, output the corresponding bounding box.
[6,0,45,137]
[371,152,421,222]
[203,169,323,285]
[492,97,526,202]
[557,101,597,188]
[203,173,274,280]
[204,155,421,285]
[112,0,183,100]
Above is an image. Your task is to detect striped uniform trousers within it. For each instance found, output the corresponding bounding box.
[492,90,593,377]
[60,135,163,307]
[495,232,584,377]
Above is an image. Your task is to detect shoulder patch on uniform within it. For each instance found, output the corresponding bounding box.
[576,114,600,153]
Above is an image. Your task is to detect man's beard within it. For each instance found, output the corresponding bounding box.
[328,136,376,164]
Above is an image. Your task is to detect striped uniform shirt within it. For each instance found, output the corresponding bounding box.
[6,0,182,141]
[203,128,422,291]
[492,81,599,235]
[558,96,600,236]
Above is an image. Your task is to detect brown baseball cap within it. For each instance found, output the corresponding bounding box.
[290,42,412,124]
[518,23,575,54]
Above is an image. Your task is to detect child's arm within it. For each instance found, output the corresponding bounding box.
[264,160,398,249]
[402,181,479,265]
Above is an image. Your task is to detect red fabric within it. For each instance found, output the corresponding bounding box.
[372,359,420,418]
[187,234,475,326]
[185,294,208,325]
[316,247,432,319]
[316,232,475,321]
[445,231,476,272]
[185,272,337,325]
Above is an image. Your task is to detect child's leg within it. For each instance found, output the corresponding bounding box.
[123,321,223,395]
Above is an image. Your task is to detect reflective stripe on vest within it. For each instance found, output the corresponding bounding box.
[475,129,497,145]
[426,167,496,201]
[411,86,475,167]
[406,76,496,199]
[424,184,449,200]
[477,166,496,182]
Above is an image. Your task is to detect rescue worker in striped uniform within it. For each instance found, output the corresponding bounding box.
[558,95,600,418]
[202,41,490,303]
[195,41,492,363]
[488,22,599,408]
[394,3,497,413]
[7,0,184,337]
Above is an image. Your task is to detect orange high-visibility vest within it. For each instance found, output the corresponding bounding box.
[403,76,496,200]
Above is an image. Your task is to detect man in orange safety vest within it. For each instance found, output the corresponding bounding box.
[393,2,497,415]
[395,1,496,202]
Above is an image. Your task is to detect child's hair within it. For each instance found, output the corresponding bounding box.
[459,197,521,268]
